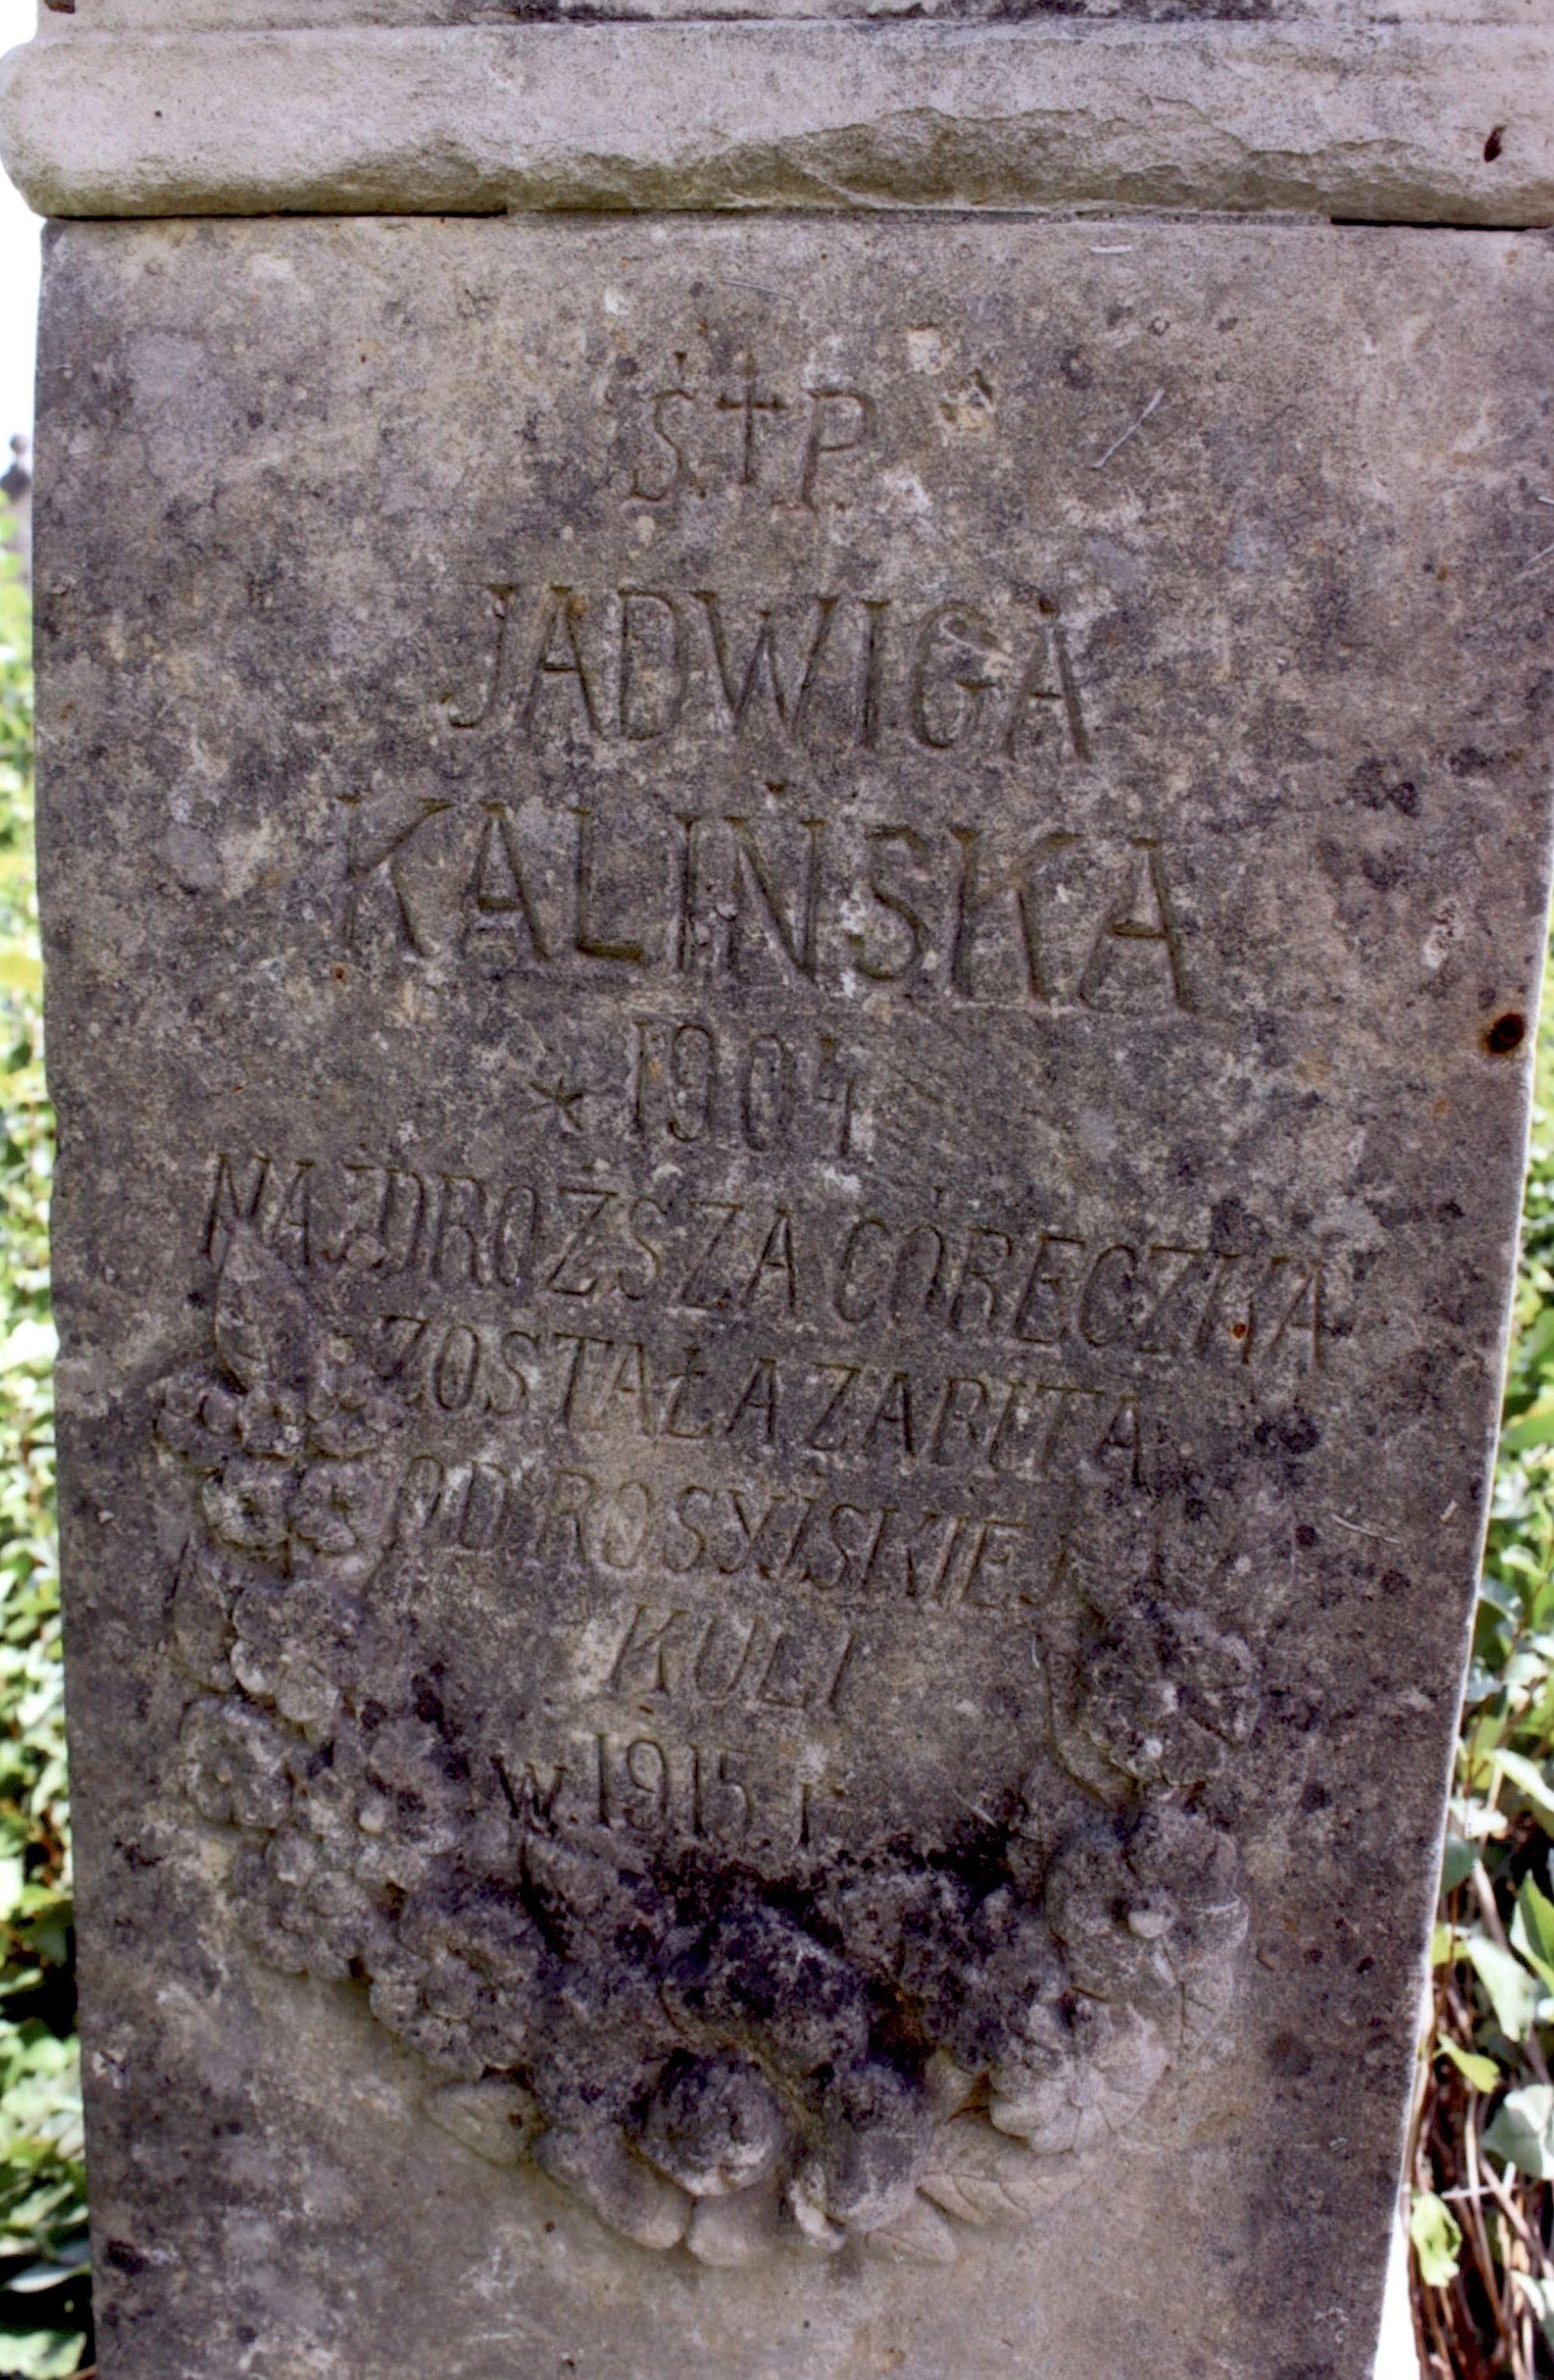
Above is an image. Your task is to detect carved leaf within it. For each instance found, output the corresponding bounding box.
[425,2079,540,2168]
[685,2177,783,2269]
[536,2124,691,2252]
[860,2194,959,2264]
[214,1229,318,1394]
[918,2115,1086,2228]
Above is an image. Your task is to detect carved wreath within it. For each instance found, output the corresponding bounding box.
[155,1232,1257,2266]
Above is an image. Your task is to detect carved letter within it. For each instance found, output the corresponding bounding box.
[573,808,648,965]
[849,825,933,984]
[618,589,689,737]
[911,607,1000,751]
[468,804,550,961]
[520,587,606,740]
[796,388,876,510]
[1078,838,1190,1011]
[727,814,824,983]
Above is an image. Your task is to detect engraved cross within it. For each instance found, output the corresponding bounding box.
[717,355,786,487]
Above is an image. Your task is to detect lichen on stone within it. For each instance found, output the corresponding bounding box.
[157,1231,1253,2262]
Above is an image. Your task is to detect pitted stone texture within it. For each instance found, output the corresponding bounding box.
[37,215,1554,2380]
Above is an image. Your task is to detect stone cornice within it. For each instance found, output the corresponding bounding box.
[0,19,1549,223]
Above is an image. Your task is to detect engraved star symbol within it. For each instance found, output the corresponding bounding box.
[521,1070,592,1134]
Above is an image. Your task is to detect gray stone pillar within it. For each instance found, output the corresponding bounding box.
[2,5,1549,2375]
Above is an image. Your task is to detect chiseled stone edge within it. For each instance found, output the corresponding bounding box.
[0,20,1549,223]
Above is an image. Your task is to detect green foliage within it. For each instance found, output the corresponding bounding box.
[1414,2188,1468,2290]
[0,554,89,2380]
[1415,946,1554,2378]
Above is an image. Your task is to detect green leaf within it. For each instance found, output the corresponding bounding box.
[1485,2083,1554,2178]
[1513,1874,1554,1992]
[1438,2035,1502,2093]
[1409,2189,1464,2287]
[0,1854,25,1924]
[0,2327,87,2380]
[1511,2271,1554,2357]
[1465,1932,1542,2041]
[1442,1833,1478,1893]
[1500,1408,1554,1453]
[1449,1793,1507,1841]
[4,2255,88,2293]
[1491,1747,1554,1833]
[0,566,115,2370]
[0,948,40,997]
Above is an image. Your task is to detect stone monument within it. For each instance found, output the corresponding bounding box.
[2,5,1552,2376]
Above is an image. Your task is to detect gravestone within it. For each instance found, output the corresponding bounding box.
[3,7,1553,2378]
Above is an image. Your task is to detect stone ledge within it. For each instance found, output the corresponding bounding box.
[23,0,1554,24]
[0,20,1549,223]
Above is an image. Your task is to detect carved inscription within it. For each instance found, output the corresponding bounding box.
[140,274,1313,2279]
[205,1151,1327,1377]
[631,1015,862,1157]
[442,582,1091,763]
[498,1728,817,1857]
[345,800,1180,1010]
[398,1454,1064,1614]
[623,353,877,510]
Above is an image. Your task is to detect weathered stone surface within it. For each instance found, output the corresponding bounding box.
[2,19,1550,223]
[36,213,1554,2378]
[26,0,1554,21]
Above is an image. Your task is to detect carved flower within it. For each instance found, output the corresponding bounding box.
[1043,1805,1247,2042]
[528,1955,682,2139]
[521,1830,671,1964]
[178,1696,295,1832]
[350,1714,471,1880]
[304,1356,401,1462]
[898,1881,1067,2079]
[403,1893,545,2076]
[227,1573,355,1724]
[290,1456,399,1568]
[155,1367,242,1473]
[822,1863,960,1988]
[1077,1605,1257,1791]
[367,1974,487,2083]
[987,1996,1167,2155]
[793,2058,933,2235]
[535,2124,691,2254]
[234,1386,308,1462]
[200,1455,297,1557]
[275,1724,373,1862]
[637,2054,789,2199]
